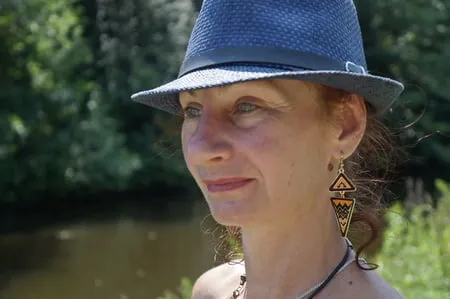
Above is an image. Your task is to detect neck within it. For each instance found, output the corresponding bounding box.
[240,203,347,299]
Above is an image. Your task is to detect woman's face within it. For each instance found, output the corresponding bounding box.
[179,79,341,227]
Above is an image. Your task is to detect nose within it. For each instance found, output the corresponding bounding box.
[184,112,233,165]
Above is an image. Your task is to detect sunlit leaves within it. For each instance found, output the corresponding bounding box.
[0,0,140,201]
[378,180,450,298]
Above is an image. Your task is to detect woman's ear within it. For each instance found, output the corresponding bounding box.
[330,93,367,159]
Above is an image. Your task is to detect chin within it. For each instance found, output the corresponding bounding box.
[207,200,255,226]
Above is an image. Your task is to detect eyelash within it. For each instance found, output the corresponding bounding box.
[235,102,257,114]
[183,106,201,119]
[183,101,259,119]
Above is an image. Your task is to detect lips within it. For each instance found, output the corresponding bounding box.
[203,178,254,193]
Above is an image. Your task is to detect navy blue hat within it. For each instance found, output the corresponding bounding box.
[131,0,404,115]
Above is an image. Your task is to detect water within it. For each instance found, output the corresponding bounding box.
[0,199,216,299]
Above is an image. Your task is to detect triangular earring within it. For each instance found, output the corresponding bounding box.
[330,197,356,237]
[329,172,356,192]
[329,156,357,237]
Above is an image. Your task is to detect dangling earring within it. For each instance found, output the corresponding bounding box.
[329,156,356,237]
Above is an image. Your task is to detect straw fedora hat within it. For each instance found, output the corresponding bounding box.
[131,0,404,114]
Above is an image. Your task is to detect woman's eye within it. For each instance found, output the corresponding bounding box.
[236,102,257,114]
[183,106,201,118]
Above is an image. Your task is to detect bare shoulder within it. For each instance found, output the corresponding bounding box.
[363,272,405,299]
[191,261,245,299]
[339,264,405,299]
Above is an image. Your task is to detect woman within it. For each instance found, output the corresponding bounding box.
[132,0,405,298]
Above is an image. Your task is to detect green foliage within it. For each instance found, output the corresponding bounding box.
[0,0,140,201]
[84,0,197,190]
[355,0,450,189]
[156,277,193,299]
[377,180,450,299]
[0,0,197,202]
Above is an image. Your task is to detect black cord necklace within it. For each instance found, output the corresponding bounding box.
[231,240,353,299]
[305,242,352,298]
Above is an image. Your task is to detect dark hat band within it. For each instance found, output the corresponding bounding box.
[178,46,366,78]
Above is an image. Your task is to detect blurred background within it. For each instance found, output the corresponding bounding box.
[0,0,449,298]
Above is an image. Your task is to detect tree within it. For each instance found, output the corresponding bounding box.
[77,0,196,190]
[0,0,138,202]
[355,0,450,192]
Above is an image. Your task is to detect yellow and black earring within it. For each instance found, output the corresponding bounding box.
[329,156,356,237]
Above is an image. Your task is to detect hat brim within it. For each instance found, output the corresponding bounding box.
[131,64,404,115]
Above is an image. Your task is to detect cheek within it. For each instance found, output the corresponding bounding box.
[180,124,196,173]
[251,121,329,204]
[254,131,300,195]
[235,122,296,188]
[180,128,189,156]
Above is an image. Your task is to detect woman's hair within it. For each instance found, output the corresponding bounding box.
[322,86,402,269]
[211,84,403,270]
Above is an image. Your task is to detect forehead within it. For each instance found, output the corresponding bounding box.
[186,81,274,96]
[185,84,231,98]
[181,79,316,101]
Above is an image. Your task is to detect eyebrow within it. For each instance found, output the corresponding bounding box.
[186,85,232,98]
[186,90,197,97]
